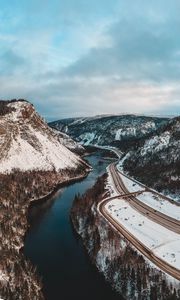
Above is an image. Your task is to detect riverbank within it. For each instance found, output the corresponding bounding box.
[0,166,89,300]
[24,153,124,300]
[29,172,90,205]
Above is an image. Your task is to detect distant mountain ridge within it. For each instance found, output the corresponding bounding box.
[49,114,180,197]
[49,114,168,147]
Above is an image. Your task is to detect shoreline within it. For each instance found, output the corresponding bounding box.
[0,166,90,300]
[23,169,90,279]
[29,171,90,207]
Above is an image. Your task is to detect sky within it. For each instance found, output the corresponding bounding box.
[0,0,180,120]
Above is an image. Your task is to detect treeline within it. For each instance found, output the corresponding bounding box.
[121,117,180,196]
[0,101,15,116]
[71,174,180,300]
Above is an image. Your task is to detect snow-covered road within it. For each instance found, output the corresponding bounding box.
[97,158,180,281]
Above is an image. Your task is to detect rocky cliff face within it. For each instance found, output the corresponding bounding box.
[0,99,89,300]
[71,175,180,300]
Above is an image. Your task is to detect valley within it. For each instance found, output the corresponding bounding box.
[24,152,123,300]
[1,2,180,299]
[0,100,179,300]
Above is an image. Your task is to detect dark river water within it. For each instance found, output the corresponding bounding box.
[24,152,124,300]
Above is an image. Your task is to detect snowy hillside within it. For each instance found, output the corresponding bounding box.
[49,115,168,148]
[53,129,85,154]
[123,116,180,197]
[0,100,86,173]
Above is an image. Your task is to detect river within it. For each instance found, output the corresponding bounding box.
[24,151,124,300]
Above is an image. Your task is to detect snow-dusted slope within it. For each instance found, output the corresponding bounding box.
[52,129,85,154]
[123,116,180,197]
[0,100,86,173]
[49,115,168,147]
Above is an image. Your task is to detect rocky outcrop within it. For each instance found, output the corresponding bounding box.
[71,175,180,300]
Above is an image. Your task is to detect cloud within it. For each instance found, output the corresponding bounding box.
[63,6,180,83]
[0,49,25,75]
[0,0,180,119]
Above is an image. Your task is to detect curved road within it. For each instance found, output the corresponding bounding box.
[98,162,180,280]
[98,198,180,281]
[109,163,180,234]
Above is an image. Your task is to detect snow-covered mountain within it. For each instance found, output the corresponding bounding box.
[0,99,87,173]
[123,116,180,196]
[49,115,168,147]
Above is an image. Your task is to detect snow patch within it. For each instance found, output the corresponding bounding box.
[79,132,96,146]
[141,131,170,156]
